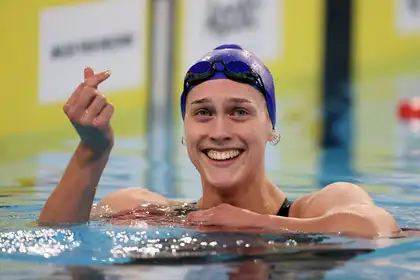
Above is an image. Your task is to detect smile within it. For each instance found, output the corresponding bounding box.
[205,149,243,161]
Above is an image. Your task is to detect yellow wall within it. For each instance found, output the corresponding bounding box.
[353,0,420,82]
[353,0,420,173]
[0,0,150,163]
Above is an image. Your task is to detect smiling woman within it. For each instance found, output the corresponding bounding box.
[183,79,274,191]
[38,44,400,238]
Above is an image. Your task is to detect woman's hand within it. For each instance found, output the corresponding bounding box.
[187,203,265,228]
[63,67,115,155]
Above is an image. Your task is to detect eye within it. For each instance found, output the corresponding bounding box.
[194,108,212,117]
[231,108,249,117]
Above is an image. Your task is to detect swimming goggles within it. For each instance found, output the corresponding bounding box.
[183,59,267,96]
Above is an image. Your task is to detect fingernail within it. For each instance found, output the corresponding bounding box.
[105,70,112,76]
[85,65,92,70]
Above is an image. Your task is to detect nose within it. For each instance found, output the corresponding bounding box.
[209,116,231,144]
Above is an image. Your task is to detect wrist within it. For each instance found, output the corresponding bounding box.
[256,214,299,231]
[256,213,275,228]
[80,128,114,154]
[72,122,114,153]
[78,140,113,160]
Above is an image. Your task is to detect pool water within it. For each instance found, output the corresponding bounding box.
[2,124,420,280]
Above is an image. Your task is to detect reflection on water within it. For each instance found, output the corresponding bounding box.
[0,218,387,279]
[0,202,378,264]
[0,234,419,280]
[0,198,419,280]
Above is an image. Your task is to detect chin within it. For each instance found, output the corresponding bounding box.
[194,149,253,189]
[206,178,238,189]
[201,169,245,190]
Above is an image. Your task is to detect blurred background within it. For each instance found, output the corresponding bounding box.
[1,0,420,203]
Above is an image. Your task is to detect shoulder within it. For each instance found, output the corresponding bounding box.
[290,182,400,236]
[101,187,170,204]
[291,182,374,218]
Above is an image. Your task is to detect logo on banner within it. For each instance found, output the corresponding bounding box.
[205,0,261,37]
[182,0,282,73]
[38,0,146,105]
[51,33,134,60]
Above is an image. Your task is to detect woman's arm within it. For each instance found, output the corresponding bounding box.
[38,68,114,225]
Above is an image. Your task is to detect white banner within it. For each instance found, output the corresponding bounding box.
[181,0,282,73]
[396,0,420,35]
[38,0,147,104]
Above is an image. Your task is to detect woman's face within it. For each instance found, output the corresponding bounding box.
[184,79,275,190]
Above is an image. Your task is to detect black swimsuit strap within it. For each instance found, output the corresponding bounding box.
[189,198,293,217]
[277,198,293,217]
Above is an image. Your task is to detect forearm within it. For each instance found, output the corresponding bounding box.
[38,142,111,225]
[262,211,399,238]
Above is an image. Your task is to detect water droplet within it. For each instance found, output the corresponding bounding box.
[285,239,298,246]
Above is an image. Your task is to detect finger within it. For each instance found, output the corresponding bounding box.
[78,86,101,109]
[93,103,114,128]
[63,82,85,114]
[68,87,98,120]
[85,70,111,88]
[190,218,217,226]
[69,69,108,118]
[192,225,221,233]
[64,66,95,114]
[188,208,214,217]
[84,66,98,89]
[80,94,107,125]
[187,211,214,221]
[84,66,95,80]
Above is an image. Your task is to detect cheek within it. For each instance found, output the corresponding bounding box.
[186,145,197,163]
[245,124,270,146]
[184,122,201,157]
[184,123,198,144]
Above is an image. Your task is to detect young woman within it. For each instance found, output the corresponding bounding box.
[39,44,400,238]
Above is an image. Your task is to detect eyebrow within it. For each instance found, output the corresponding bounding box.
[190,97,252,105]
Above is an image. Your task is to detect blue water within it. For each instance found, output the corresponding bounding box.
[1,130,420,280]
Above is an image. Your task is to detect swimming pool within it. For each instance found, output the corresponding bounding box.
[1,0,420,277]
[1,116,420,280]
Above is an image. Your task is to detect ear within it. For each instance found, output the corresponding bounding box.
[267,113,276,141]
[268,130,281,146]
[268,130,276,142]
[264,112,273,137]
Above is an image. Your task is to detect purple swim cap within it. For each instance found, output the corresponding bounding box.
[180,44,277,128]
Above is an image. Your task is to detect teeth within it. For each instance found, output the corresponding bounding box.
[206,150,241,161]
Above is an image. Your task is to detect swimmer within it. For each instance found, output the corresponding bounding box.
[38,44,401,238]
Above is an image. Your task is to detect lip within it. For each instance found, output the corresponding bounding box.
[200,148,245,152]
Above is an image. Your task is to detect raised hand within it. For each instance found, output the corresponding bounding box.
[63,67,114,154]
